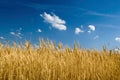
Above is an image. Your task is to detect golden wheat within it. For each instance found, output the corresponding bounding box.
[0,40,120,80]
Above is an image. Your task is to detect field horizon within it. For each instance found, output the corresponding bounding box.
[0,40,120,80]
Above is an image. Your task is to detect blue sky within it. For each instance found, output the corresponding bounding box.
[0,0,120,49]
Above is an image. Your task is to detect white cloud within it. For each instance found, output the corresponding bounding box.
[0,36,5,40]
[40,12,67,30]
[94,35,99,39]
[10,28,23,39]
[38,29,42,33]
[10,32,15,35]
[75,28,84,34]
[10,32,22,39]
[52,23,66,30]
[88,25,95,31]
[115,37,120,42]
[88,30,91,34]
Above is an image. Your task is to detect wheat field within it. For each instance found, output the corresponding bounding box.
[0,40,120,80]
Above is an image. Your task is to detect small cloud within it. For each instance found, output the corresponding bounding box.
[75,27,84,34]
[18,32,21,35]
[10,28,23,39]
[10,32,15,35]
[37,29,42,33]
[88,30,91,34]
[81,25,84,28]
[10,32,22,39]
[0,36,5,40]
[94,35,99,39]
[88,25,95,34]
[88,25,95,31]
[40,12,67,30]
[115,37,120,42]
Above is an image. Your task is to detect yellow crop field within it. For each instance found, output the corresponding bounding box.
[0,40,120,80]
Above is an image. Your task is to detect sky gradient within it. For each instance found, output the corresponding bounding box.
[0,0,120,50]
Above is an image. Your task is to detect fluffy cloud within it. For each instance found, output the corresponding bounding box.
[94,35,99,39]
[115,37,120,42]
[37,29,42,33]
[88,25,95,31]
[40,12,67,30]
[75,28,84,34]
